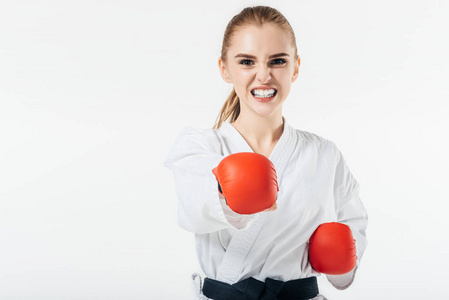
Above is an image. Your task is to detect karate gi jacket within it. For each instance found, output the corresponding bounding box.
[163,117,368,290]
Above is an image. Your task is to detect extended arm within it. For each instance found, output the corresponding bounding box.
[163,127,259,233]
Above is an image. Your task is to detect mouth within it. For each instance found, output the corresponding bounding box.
[250,88,278,102]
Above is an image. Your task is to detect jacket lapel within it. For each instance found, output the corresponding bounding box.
[216,117,298,283]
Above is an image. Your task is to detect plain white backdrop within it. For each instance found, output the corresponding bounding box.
[1,0,448,299]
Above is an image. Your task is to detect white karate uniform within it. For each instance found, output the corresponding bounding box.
[163,117,368,298]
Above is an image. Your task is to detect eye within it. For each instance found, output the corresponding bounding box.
[270,58,287,65]
[239,59,254,66]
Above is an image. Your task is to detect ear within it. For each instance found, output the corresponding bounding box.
[218,57,233,83]
[291,56,301,83]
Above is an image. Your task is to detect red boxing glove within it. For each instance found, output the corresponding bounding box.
[212,152,279,214]
[308,222,357,275]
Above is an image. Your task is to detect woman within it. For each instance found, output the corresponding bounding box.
[164,6,368,300]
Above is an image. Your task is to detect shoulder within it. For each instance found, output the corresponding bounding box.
[290,127,343,167]
[164,125,223,168]
[173,125,222,152]
[293,128,338,153]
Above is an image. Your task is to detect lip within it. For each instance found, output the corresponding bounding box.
[251,86,278,102]
[251,86,277,91]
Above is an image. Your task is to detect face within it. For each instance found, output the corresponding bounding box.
[218,23,300,119]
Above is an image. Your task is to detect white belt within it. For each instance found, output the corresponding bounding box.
[192,273,209,300]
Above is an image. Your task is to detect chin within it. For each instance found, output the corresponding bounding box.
[251,107,279,118]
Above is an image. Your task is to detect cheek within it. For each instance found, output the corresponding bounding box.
[228,64,248,76]
[274,70,293,87]
[235,69,254,80]
[231,70,254,89]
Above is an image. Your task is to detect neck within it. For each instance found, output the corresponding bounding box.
[231,113,284,147]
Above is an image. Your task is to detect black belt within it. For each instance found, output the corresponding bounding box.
[202,276,319,300]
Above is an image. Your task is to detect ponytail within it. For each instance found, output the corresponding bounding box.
[212,87,240,129]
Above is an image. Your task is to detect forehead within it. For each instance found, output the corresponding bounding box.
[228,24,294,57]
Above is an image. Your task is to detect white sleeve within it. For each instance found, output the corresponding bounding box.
[327,143,368,290]
[163,126,257,234]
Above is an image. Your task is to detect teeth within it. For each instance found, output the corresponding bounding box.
[252,89,276,98]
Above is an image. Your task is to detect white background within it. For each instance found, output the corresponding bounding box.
[1,0,448,299]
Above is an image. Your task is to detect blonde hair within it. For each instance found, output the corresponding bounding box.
[213,6,299,129]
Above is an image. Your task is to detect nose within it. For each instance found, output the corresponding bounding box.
[256,65,272,83]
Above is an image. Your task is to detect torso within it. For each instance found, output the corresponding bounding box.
[230,121,283,159]
[249,144,277,158]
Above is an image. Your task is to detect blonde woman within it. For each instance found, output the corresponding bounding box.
[164,6,368,300]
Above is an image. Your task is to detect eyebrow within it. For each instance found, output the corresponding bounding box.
[234,53,290,59]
